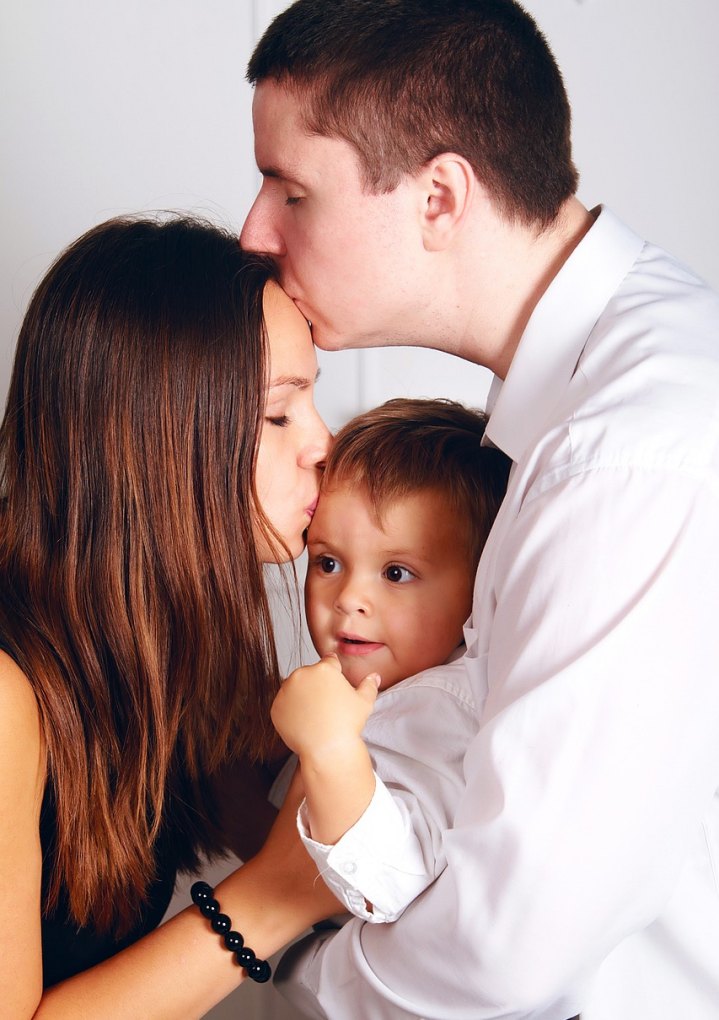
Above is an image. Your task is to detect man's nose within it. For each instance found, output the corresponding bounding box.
[240,194,286,257]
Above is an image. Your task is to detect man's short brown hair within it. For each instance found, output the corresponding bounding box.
[248,0,578,227]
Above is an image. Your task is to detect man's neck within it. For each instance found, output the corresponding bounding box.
[455,197,595,378]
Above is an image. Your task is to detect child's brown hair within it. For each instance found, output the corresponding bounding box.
[323,398,511,567]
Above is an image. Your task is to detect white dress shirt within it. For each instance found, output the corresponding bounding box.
[275,208,719,1020]
[297,654,480,923]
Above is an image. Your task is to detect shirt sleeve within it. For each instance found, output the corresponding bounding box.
[275,463,719,1020]
[297,773,443,923]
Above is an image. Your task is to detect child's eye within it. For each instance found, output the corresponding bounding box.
[317,555,341,574]
[383,564,415,584]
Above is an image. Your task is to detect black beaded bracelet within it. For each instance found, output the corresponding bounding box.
[190,880,272,984]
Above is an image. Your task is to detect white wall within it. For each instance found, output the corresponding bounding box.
[0,1,252,406]
[4,1,717,430]
[2,2,717,1016]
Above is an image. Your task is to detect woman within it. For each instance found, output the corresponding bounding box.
[0,215,336,1015]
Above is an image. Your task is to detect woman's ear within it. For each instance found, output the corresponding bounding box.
[417,154,477,251]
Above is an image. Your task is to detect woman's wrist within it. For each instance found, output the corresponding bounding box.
[213,819,341,960]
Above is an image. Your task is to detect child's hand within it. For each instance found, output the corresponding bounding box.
[271,655,380,760]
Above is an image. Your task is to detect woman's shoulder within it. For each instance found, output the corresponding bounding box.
[0,649,46,1012]
[0,646,41,721]
[0,648,44,792]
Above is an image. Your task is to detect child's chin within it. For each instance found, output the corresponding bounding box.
[337,657,373,690]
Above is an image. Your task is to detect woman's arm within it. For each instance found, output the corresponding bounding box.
[0,652,45,1016]
[0,652,340,1020]
[38,785,340,1019]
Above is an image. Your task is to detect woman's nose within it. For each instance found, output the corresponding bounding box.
[299,416,332,469]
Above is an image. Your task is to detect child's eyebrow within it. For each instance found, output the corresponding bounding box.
[384,550,431,563]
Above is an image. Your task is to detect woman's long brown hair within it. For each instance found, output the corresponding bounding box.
[0,216,281,935]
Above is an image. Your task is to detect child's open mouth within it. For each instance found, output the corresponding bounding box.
[337,635,384,655]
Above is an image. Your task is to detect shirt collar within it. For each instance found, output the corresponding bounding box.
[484,206,645,463]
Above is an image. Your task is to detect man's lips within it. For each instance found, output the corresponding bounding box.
[336,633,385,656]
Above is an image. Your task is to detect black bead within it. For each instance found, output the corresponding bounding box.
[211,912,232,934]
[199,897,220,918]
[224,930,244,952]
[236,946,256,968]
[190,881,270,986]
[248,959,272,984]
[190,881,214,906]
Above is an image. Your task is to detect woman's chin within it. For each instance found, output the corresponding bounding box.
[287,535,310,563]
[259,536,303,566]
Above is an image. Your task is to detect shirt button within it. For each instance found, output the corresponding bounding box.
[342,861,357,875]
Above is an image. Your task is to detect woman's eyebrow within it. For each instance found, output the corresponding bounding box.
[268,368,321,390]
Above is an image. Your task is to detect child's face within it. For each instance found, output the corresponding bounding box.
[305,483,475,691]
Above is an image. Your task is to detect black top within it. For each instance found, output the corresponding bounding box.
[0,637,177,987]
[39,789,178,987]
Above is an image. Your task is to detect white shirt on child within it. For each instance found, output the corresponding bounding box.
[296,650,479,922]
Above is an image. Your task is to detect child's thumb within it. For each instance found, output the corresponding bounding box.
[356,672,381,705]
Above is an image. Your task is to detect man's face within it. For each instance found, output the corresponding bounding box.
[304,483,474,690]
[241,81,428,352]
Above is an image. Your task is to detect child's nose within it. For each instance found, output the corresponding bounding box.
[334,579,371,616]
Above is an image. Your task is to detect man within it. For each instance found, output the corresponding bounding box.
[241,2,719,1017]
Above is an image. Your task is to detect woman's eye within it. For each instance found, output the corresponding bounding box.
[285,196,302,206]
[319,556,340,574]
[267,415,290,427]
[384,564,415,584]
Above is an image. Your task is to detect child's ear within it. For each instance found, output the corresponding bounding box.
[417,154,476,252]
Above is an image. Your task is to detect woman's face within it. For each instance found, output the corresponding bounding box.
[254,281,331,563]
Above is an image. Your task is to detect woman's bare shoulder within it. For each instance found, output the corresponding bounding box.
[0,649,44,788]
[0,651,45,1016]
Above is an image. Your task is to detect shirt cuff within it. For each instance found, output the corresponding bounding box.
[297,775,433,923]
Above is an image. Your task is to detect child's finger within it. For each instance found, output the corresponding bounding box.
[355,672,381,706]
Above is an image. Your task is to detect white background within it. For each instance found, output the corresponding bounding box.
[3,0,718,430]
[1,2,717,1016]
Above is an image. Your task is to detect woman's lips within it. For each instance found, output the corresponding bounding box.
[305,498,318,518]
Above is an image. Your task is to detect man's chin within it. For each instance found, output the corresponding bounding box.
[313,336,345,352]
[310,327,364,353]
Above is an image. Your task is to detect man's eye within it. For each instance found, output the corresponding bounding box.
[319,556,340,574]
[384,564,415,584]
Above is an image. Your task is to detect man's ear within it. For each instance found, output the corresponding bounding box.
[417,154,476,251]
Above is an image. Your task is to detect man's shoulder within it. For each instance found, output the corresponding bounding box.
[568,248,719,472]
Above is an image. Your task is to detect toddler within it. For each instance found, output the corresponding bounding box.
[272,398,511,922]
